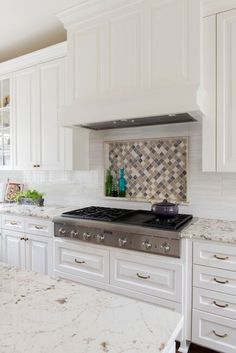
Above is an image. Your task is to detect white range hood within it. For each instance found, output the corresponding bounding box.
[57,0,202,129]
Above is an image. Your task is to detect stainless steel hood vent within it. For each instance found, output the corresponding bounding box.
[78,113,197,131]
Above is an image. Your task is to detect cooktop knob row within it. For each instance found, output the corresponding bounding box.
[118,237,127,247]
[142,240,152,250]
[83,232,92,240]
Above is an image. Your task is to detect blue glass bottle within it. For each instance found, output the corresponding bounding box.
[118,168,127,197]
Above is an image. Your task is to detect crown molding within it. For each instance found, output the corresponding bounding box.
[202,0,236,17]
[57,0,141,28]
[0,41,67,76]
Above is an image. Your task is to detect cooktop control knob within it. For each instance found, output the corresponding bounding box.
[71,229,79,237]
[160,242,171,254]
[142,240,152,250]
[83,232,92,240]
[59,227,66,236]
[96,234,105,243]
[118,237,127,247]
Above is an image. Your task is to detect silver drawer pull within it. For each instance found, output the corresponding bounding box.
[10,221,17,225]
[34,225,43,230]
[214,255,229,261]
[213,300,229,308]
[213,330,228,339]
[136,273,150,280]
[214,277,229,285]
[74,259,85,264]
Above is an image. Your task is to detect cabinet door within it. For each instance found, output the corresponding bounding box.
[0,230,2,261]
[2,230,25,268]
[217,9,236,171]
[25,233,52,275]
[38,58,65,170]
[13,67,39,169]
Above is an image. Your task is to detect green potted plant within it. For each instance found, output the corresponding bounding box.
[15,189,44,207]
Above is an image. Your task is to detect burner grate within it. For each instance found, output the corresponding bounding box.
[62,206,136,222]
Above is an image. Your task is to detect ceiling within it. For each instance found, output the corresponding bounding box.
[0,0,85,63]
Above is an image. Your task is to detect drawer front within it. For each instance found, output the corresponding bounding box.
[25,218,52,237]
[193,242,236,271]
[2,215,24,232]
[55,240,109,283]
[110,251,183,302]
[192,310,236,353]
[193,265,236,295]
[193,288,236,320]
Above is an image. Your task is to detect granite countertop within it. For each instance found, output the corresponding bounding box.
[181,218,236,244]
[0,263,182,353]
[0,203,73,220]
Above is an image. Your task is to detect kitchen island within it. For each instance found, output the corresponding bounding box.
[0,262,182,353]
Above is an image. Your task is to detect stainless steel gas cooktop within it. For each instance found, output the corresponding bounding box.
[53,206,193,258]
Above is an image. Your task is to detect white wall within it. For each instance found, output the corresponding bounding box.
[1,121,236,221]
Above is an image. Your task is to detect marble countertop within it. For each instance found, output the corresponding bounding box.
[0,263,182,353]
[0,203,73,220]
[181,218,236,244]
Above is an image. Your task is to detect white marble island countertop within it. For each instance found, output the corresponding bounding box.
[0,262,182,353]
[181,218,236,244]
[0,203,73,220]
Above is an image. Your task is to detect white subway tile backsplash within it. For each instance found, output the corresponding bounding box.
[1,121,236,220]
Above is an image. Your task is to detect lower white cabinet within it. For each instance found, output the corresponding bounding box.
[55,239,109,283]
[192,310,236,353]
[2,230,25,268]
[2,228,52,275]
[110,251,183,302]
[192,240,236,353]
[25,234,52,275]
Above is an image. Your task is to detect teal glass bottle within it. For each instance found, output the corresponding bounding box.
[118,168,127,197]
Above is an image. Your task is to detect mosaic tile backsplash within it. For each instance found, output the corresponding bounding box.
[108,137,188,202]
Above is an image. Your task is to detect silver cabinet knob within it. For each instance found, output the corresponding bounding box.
[96,234,105,243]
[160,242,171,253]
[142,241,152,250]
[71,229,79,237]
[83,232,92,240]
[118,237,127,247]
[59,227,66,235]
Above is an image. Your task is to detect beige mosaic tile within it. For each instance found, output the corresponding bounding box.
[108,137,188,202]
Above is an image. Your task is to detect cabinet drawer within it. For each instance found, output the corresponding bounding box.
[55,240,109,283]
[2,215,24,232]
[193,288,236,320]
[193,264,236,295]
[193,242,236,271]
[192,310,236,353]
[25,218,52,237]
[110,251,183,302]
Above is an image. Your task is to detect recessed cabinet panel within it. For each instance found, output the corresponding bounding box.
[217,9,236,171]
[39,59,65,170]
[2,230,25,268]
[74,25,107,100]
[149,0,188,87]
[14,68,38,169]
[25,235,52,275]
[109,11,141,92]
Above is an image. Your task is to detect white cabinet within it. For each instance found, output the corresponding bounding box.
[13,58,65,170]
[38,59,65,170]
[217,9,236,172]
[1,215,53,275]
[192,240,236,353]
[202,7,236,172]
[25,234,52,275]
[58,0,201,125]
[2,230,25,268]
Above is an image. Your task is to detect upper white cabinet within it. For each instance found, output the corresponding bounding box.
[13,58,65,170]
[217,9,236,172]
[57,0,201,126]
[202,6,236,172]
